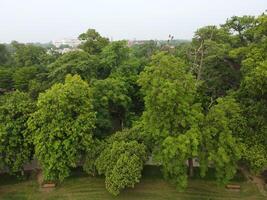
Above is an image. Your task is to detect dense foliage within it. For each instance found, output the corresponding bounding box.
[27,75,95,181]
[0,91,35,174]
[0,12,266,195]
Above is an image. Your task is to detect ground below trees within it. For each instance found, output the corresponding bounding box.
[0,166,265,200]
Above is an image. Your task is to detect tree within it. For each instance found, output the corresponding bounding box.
[138,52,203,188]
[223,15,256,46]
[131,40,158,59]
[48,50,99,83]
[92,77,131,137]
[238,62,267,173]
[190,25,241,106]
[83,139,105,176]
[200,96,245,184]
[99,41,130,78]
[0,44,10,66]
[0,91,35,174]
[78,29,109,55]
[105,153,143,195]
[11,42,51,67]
[0,68,13,91]
[96,134,147,195]
[12,66,38,91]
[27,75,96,182]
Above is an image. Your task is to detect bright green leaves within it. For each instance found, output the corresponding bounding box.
[105,153,143,195]
[160,128,201,189]
[139,52,203,189]
[138,52,202,140]
[238,61,267,173]
[0,91,35,174]
[201,97,244,184]
[95,131,147,195]
[27,74,96,182]
[241,62,267,98]
[242,144,267,174]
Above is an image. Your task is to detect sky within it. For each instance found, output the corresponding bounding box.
[0,0,266,43]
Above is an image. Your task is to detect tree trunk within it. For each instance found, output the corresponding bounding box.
[188,158,194,177]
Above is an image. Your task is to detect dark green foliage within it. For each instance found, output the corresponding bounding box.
[83,139,105,176]
[0,44,10,66]
[11,42,51,67]
[12,66,38,91]
[97,40,130,79]
[92,77,131,137]
[48,50,99,83]
[238,61,267,173]
[78,29,109,55]
[0,91,35,174]
[0,68,13,90]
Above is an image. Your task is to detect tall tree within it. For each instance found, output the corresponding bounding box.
[28,75,96,182]
[0,91,35,174]
[238,61,267,173]
[190,25,241,107]
[200,96,245,184]
[138,52,203,188]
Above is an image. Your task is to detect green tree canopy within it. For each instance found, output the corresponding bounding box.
[92,77,131,137]
[0,67,14,91]
[0,44,10,66]
[99,41,130,78]
[11,42,51,67]
[95,130,147,195]
[0,91,35,174]
[238,62,267,173]
[78,29,109,55]
[200,96,245,184]
[12,66,38,91]
[138,52,203,188]
[27,74,96,182]
[48,50,99,83]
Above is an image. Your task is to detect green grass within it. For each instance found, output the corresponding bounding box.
[0,166,265,200]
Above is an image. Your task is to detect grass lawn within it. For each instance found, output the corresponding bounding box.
[0,166,265,200]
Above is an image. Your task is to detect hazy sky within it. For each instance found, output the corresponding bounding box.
[0,0,266,43]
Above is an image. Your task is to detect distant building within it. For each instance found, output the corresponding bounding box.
[52,38,81,48]
[127,40,146,47]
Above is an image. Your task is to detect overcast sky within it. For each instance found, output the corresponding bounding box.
[0,0,266,43]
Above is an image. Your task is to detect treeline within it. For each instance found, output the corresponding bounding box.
[0,13,266,195]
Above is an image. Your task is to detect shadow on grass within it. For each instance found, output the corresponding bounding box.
[0,171,33,186]
[191,167,247,182]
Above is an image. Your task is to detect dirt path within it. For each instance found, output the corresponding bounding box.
[240,167,267,197]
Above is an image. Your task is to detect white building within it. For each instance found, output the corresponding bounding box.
[52,38,81,48]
